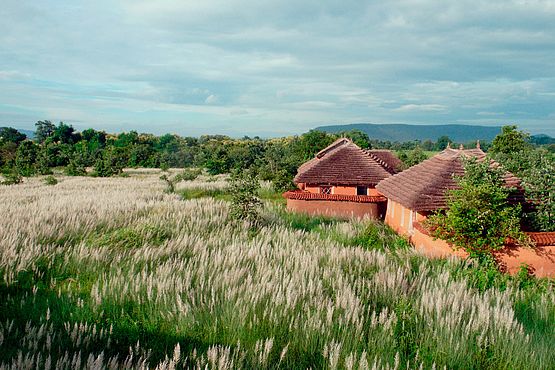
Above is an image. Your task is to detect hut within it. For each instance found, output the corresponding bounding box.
[375,145,555,277]
[375,145,522,235]
[283,138,401,218]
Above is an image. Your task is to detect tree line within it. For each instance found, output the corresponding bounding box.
[0,121,471,185]
[1,121,553,228]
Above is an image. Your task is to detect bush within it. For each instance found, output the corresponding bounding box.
[173,168,202,182]
[272,169,295,193]
[65,158,87,176]
[43,175,58,186]
[1,170,22,185]
[229,169,262,226]
[93,147,125,177]
[160,174,175,193]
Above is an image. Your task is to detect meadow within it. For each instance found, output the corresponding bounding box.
[0,170,554,369]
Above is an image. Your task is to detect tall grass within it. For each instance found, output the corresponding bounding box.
[0,174,553,369]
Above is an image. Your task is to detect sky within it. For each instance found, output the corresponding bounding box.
[1,0,554,137]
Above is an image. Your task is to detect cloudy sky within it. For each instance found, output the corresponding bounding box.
[1,0,554,136]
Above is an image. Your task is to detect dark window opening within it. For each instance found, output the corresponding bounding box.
[357,186,367,195]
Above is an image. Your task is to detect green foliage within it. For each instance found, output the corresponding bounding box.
[338,129,371,148]
[435,135,451,151]
[0,127,26,144]
[492,148,555,231]
[34,120,56,143]
[426,158,527,261]
[35,148,53,175]
[160,174,175,193]
[397,146,428,169]
[94,147,125,177]
[43,175,58,186]
[229,170,263,225]
[15,140,38,176]
[271,168,295,193]
[0,169,22,185]
[490,125,531,155]
[173,168,202,182]
[65,153,88,176]
[296,130,336,160]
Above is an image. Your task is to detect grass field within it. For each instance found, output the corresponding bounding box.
[0,171,554,369]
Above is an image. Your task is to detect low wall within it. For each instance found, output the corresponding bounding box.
[286,199,383,219]
[409,224,555,278]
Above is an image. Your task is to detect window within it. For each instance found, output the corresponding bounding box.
[356,186,367,195]
[320,186,332,194]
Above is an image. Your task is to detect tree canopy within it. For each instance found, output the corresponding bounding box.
[425,158,528,262]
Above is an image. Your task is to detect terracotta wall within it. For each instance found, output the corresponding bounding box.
[286,199,382,219]
[304,184,320,193]
[302,184,378,196]
[333,186,357,195]
[384,199,415,235]
[384,200,555,278]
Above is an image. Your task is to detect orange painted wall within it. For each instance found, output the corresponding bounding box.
[333,186,357,195]
[384,199,414,235]
[301,185,378,196]
[305,185,320,194]
[286,199,382,219]
[384,200,555,278]
[368,188,381,196]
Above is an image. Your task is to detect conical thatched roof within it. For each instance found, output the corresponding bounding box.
[376,147,522,211]
[294,138,399,186]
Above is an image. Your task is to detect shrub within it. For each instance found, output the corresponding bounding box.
[93,147,125,177]
[65,158,87,176]
[160,174,175,193]
[228,169,262,225]
[271,169,295,193]
[43,175,58,186]
[0,170,22,185]
[173,168,202,182]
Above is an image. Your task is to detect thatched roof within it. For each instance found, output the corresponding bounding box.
[294,138,399,186]
[376,147,522,212]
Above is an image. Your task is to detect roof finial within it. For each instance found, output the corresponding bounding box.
[476,140,480,149]
[446,142,451,149]
[459,143,464,150]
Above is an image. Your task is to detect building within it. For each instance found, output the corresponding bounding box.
[376,145,555,277]
[283,138,401,218]
[375,145,522,235]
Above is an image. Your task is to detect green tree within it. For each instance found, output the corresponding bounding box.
[398,146,427,169]
[0,127,26,144]
[295,130,335,160]
[490,125,531,155]
[52,122,81,144]
[94,147,126,177]
[15,141,38,176]
[425,158,527,262]
[34,120,56,143]
[341,130,371,149]
[521,150,555,231]
[435,136,451,151]
[229,170,263,226]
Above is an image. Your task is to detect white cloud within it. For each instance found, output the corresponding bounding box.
[204,94,218,104]
[394,104,448,112]
[1,0,555,135]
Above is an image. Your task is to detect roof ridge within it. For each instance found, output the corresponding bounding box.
[316,138,352,158]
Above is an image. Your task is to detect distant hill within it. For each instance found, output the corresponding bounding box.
[530,134,555,145]
[315,123,503,143]
[17,129,35,139]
